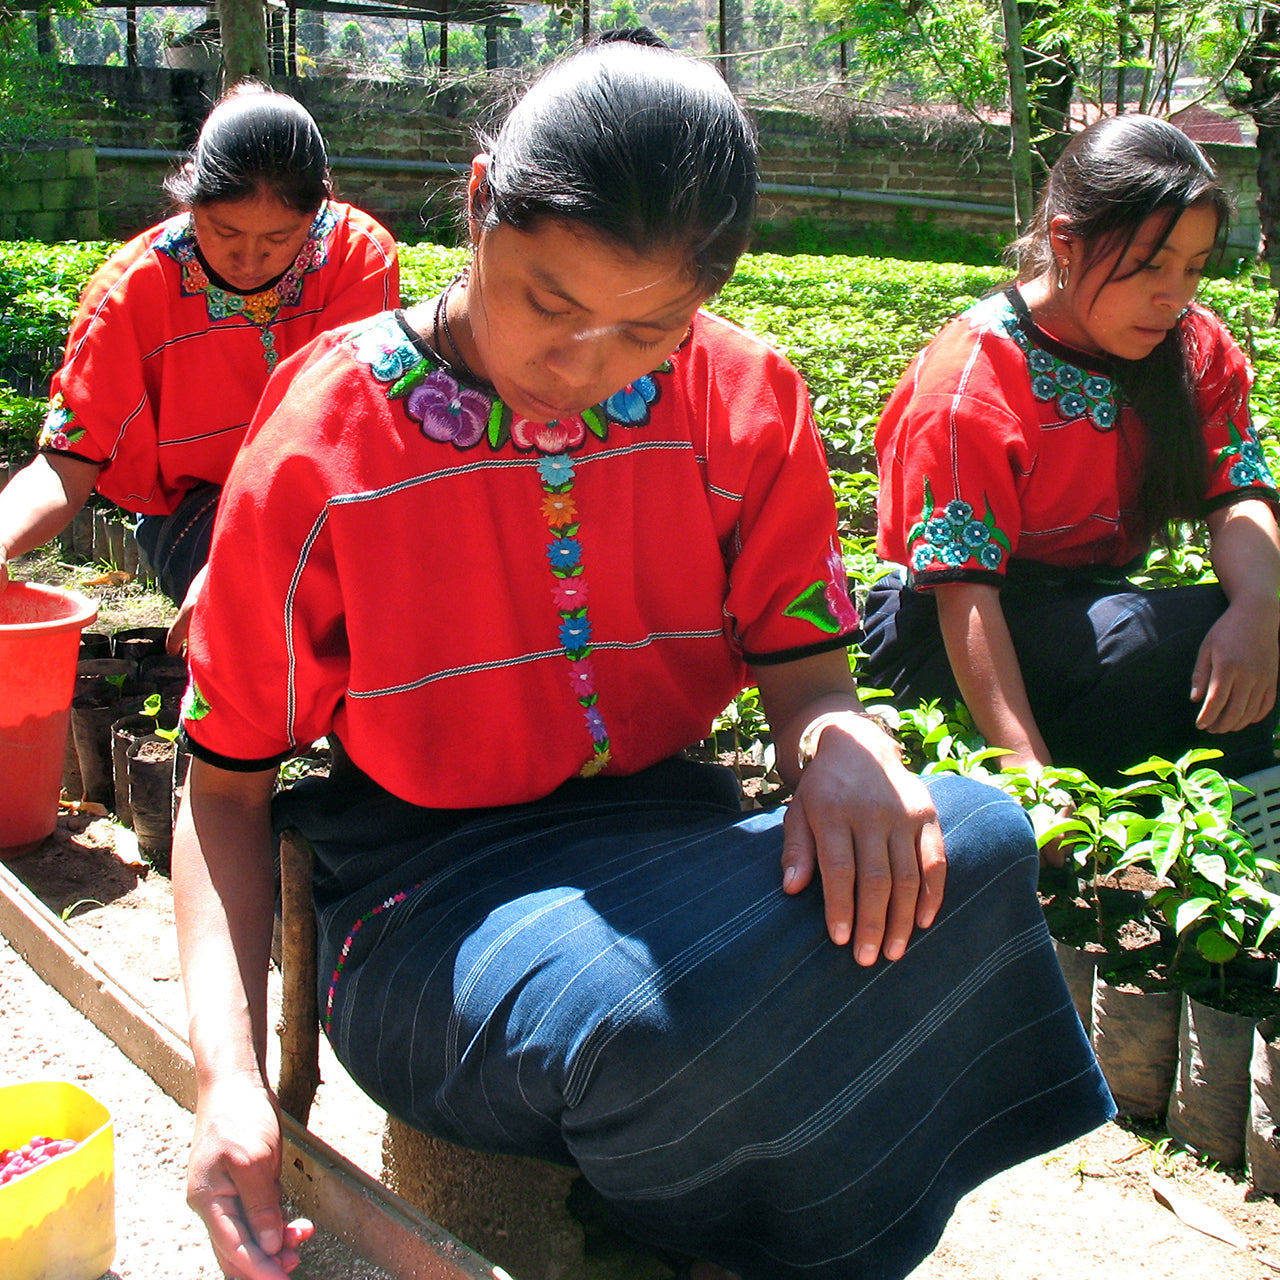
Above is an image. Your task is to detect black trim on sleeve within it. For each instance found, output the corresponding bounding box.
[1204,487,1280,516]
[909,567,1006,590]
[743,629,861,668]
[180,726,289,774]
[37,446,102,468]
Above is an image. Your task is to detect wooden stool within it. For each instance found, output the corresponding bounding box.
[275,829,672,1280]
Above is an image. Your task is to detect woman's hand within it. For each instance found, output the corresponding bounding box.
[167,562,208,654]
[1191,593,1279,733]
[780,713,946,965]
[187,1073,314,1280]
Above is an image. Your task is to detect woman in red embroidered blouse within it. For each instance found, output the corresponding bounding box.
[0,83,398,636]
[172,36,1110,1280]
[865,114,1280,789]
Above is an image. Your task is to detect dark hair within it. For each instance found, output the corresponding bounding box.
[1011,115,1232,537]
[473,35,757,293]
[165,84,330,214]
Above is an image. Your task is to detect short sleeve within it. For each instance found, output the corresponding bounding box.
[1188,307,1280,508]
[875,320,1032,587]
[310,205,400,329]
[692,318,859,666]
[182,335,360,767]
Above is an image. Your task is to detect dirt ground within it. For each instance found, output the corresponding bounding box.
[8,550,1280,1278]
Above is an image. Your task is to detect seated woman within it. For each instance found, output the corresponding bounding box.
[0,83,398,644]
[863,114,1280,787]
[173,35,1112,1280]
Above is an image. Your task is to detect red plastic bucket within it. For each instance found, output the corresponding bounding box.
[0,584,98,858]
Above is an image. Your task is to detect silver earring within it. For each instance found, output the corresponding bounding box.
[1056,260,1070,291]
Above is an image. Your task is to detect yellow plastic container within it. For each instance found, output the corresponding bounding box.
[0,1080,115,1280]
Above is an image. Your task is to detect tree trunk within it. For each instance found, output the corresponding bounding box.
[218,0,270,87]
[1000,0,1035,234]
[1229,12,1280,310]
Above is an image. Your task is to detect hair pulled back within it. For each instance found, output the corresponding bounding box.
[474,34,757,293]
[165,84,330,214]
[1012,115,1232,539]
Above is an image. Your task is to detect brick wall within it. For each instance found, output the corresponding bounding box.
[5,64,1264,257]
[0,140,99,241]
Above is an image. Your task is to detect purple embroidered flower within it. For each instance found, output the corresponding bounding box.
[547,537,582,571]
[512,416,587,454]
[603,374,659,425]
[560,616,592,650]
[584,706,609,741]
[538,454,576,487]
[405,370,489,447]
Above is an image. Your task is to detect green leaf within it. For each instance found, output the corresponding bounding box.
[1174,896,1214,936]
[1195,929,1240,965]
[1191,852,1228,889]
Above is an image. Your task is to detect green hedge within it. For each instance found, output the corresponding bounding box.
[4,239,1278,566]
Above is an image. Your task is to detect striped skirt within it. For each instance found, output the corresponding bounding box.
[275,760,1113,1279]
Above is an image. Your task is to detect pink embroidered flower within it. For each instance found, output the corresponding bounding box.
[824,545,859,630]
[552,577,590,611]
[512,416,586,454]
[567,657,596,697]
[406,371,489,447]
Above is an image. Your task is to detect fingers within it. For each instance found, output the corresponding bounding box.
[165,605,192,655]
[780,801,817,896]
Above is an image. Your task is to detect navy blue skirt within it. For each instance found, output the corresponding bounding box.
[275,759,1113,1279]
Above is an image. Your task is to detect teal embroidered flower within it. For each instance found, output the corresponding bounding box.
[907,477,1010,576]
[538,454,576,487]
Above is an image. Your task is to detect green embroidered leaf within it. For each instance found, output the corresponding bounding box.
[583,406,607,440]
[921,477,935,521]
[486,400,509,449]
[983,499,1012,551]
[386,361,430,400]
[783,581,840,634]
[183,681,212,722]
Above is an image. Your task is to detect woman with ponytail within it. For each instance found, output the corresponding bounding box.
[865,114,1280,788]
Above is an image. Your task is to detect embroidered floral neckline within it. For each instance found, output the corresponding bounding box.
[349,309,676,777]
[156,203,338,371]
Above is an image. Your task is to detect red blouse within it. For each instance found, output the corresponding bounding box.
[183,309,859,808]
[876,287,1277,586]
[37,201,399,516]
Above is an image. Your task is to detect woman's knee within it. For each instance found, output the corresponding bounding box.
[923,773,1037,880]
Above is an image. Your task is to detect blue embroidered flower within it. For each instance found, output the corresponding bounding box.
[603,374,659,425]
[1059,392,1088,418]
[939,542,968,566]
[1028,349,1056,373]
[1032,374,1058,400]
[351,319,421,383]
[1092,401,1117,429]
[1055,364,1082,389]
[944,499,973,527]
[547,537,582,570]
[961,520,991,549]
[926,516,952,545]
[978,542,1005,570]
[1230,460,1259,487]
[560,616,592,649]
[912,546,934,573]
[537,454,576,487]
[1084,376,1112,399]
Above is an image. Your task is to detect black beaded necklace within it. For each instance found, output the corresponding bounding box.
[431,273,490,389]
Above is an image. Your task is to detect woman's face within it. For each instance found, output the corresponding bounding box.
[1052,203,1218,360]
[190,191,316,292]
[459,215,707,424]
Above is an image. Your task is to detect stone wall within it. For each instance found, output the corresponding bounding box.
[0,140,99,241]
[4,64,1264,258]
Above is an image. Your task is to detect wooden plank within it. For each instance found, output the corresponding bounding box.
[0,858,503,1280]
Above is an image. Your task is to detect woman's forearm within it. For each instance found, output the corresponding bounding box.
[0,453,100,563]
[1208,499,1280,610]
[173,758,280,1087]
[934,582,1051,770]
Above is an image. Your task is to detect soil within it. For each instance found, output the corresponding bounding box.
[9,546,1280,1278]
